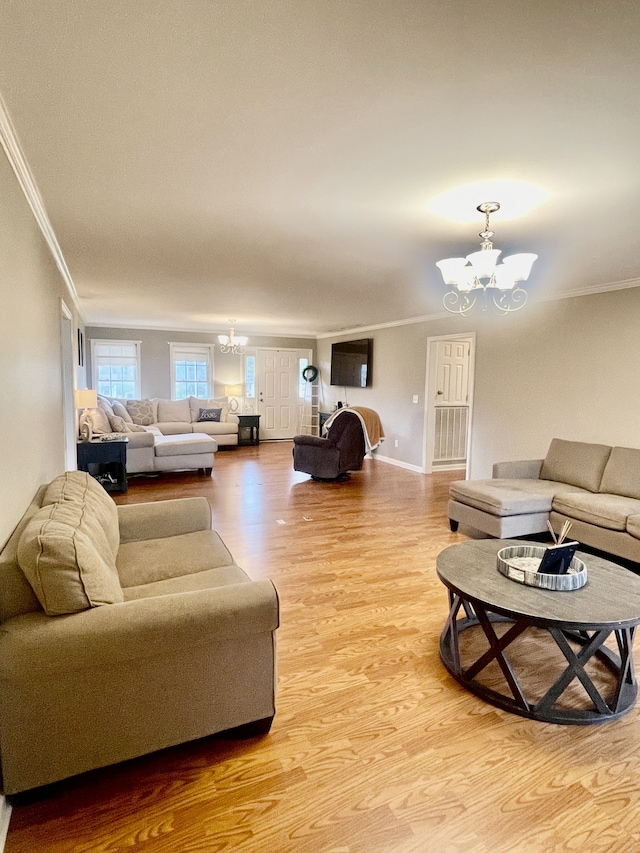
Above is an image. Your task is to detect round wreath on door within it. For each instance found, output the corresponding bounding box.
[302,365,319,383]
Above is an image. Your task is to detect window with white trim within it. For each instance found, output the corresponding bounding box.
[170,343,214,400]
[245,354,256,399]
[91,340,141,399]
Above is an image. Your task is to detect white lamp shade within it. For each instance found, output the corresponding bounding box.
[74,388,97,409]
[224,384,243,396]
[435,257,468,285]
[492,265,516,290]
[466,248,502,281]
[502,253,538,282]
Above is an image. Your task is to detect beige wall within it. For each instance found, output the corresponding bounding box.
[0,148,81,547]
[318,286,640,476]
[85,326,315,399]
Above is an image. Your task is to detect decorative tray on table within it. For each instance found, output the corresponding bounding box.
[496,544,587,591]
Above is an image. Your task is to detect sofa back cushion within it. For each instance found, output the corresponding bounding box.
[17,499,123,616]
[540,438,611,492]
[157,397,191,424]
[599,446,640,499]
[42,471,120,558]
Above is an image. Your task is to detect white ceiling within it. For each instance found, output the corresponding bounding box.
[2,1,640,336]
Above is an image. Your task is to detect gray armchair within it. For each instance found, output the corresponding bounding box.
[293,411,366,480]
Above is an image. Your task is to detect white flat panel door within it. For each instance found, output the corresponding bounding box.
[257,349,299,439]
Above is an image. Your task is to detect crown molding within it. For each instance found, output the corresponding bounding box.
[315,279,640,339]
[536,276,640,303]
[84,321,316,340]
[0,93,85,324]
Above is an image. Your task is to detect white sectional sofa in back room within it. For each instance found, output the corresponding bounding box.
[83,395,240,475]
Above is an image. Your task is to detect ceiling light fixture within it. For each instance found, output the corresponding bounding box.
[436,202,538,315]
[217,321,248,354]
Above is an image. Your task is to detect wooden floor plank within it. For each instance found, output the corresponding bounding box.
[6,442,640,852]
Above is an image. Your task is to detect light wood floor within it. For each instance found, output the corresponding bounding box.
[7,443,640,852]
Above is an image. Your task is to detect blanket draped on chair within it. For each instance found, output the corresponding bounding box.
[322,406,384,453]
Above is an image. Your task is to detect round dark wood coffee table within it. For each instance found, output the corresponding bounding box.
[437,539,640,724]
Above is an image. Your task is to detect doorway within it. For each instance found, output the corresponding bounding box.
[424,333,475,476]
[256,348,312,440]
[60,300,76,471]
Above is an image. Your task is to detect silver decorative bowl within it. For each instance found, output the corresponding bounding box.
[497,545,587,591]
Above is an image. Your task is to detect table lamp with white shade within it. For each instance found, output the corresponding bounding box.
[224,384,243,413]
[74,388,98,440]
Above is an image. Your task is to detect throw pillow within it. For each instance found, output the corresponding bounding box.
[17,501,123,616]
[189,396,229,423]
[126,399,157,426]
[111,400,133,423]
[89,406,112,435]
[198,407,222,422]
[103,411,148,434]
[42,470,120,558]
[107,413,129,433]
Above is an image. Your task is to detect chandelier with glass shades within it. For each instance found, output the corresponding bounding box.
[436,202,538,316]
[217,321,248,354]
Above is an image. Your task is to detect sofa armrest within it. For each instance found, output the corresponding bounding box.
[227,414,239,425]
[118,497,211,543]
[492,459,544,479]
[0,580,279,675]
[123,431,156,448]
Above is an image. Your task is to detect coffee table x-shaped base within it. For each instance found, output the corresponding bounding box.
[440,591,637,725]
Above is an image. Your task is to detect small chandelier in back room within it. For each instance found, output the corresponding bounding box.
[436,202,538,316]
[217,321,248,354]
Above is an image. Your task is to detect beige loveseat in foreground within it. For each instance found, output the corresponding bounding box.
[0,472,279,794]
[449,438,640,564]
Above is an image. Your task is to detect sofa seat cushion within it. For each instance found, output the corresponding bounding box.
[599,447,640,500]
[539,438,611,492]
[552,492,640,531]
[626,516,640,540]
[116,529,235,587]
[192,421,239,437]
[153,433,216,457]
[449,479,587,517]
[122,564,250,600]
[17,501,124,616]
[154,421,194,435]
[42,471,120,558]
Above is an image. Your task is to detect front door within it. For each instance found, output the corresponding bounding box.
[256,349,301,440]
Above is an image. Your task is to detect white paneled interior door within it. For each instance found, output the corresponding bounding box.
[425,335,474,472]
[257,349,300,439]
[434,339,470,406]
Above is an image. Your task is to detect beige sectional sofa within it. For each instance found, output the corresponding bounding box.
[449,438,640,563]
[84,395,241,475]
[0,471,279,794]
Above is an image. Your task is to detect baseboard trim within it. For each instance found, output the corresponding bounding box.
[374,454,423,474]
[0,796,12,850]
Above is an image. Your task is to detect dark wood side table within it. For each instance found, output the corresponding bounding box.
[77,437,128,493]
[237,414,260,446]
[437,538,640,725]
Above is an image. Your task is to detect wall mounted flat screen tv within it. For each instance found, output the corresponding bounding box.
[330,338,372,388]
